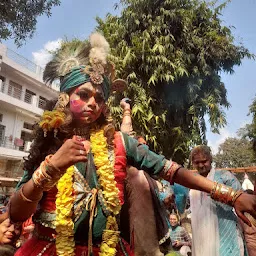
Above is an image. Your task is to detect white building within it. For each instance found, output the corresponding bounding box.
[0,44,58,195]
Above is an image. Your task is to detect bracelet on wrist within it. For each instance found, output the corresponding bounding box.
[19,185,42,203]
[32,155,63,191]
[121,122,132,126]
[45,155,61,173]
[210,182,243,206]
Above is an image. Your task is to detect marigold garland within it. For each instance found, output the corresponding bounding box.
[55,127,121,256]
[55,166,75,256]
[90,128,121,256]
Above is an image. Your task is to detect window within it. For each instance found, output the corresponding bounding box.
[0,124,5,146]
[23,122,34,130]
[24,89,36,104]
[8,81,22,99]
[0,113,2,122]
[38,96,47,109]
[0,76,5,93]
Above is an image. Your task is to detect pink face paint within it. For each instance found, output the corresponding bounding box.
[70,99,84,114]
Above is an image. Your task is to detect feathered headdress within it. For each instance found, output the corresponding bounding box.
[43,32,126,99]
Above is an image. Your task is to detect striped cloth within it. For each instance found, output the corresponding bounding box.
[214,170,247,256]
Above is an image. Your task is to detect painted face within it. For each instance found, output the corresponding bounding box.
[192,153,212,177]
[69,82,105,124]
[0,218,21,245]
[169,214,179,227]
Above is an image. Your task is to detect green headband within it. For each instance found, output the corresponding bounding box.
[60,66,110,100]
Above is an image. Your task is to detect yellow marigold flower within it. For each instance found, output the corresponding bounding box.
[90,128,121,256]
[55,166,75,256]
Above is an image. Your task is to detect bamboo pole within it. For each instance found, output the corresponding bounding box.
[215,166,256,173]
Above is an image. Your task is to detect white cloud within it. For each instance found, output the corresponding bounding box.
[208,128,235,154]
[32,39,62,68]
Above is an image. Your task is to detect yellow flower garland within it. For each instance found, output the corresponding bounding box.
[55,127,121,256]
[90,129,121,215]
[55,166,75,256]
[90,128,121,256]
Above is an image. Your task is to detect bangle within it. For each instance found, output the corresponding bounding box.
[210,182,218,198]
[161,161,181,183]
[45,155,61,173]
[123,109,131,113]
[19,186,42,203]
[232,190,243,204]
[123,113,131,117]
[32,155,63,191]
[121,122,132,126]
[210,182,242,206]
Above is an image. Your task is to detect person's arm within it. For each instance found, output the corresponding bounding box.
[9,137,87,222]
[182,227,192,247]
[173,168,213,193]
[171,168,256,225]
[123,133,256,225]
[120,98,134,136]
[123,133,214,191]
[9,179,43,222]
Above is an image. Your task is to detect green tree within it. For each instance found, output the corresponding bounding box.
[97,0,252,163]
[214,137,255,168]
[250,96,256,152]
[238,96,256,154]
[0,0,60,46]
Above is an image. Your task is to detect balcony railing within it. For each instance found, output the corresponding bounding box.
[0,82,47,109]
[6,48,44,77]
[0,136,32,152]
[1,45,59,91]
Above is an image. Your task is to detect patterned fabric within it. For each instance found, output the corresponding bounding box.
[214,170,247,256]
[15,237,134,256]
[191,169,247,256]
[161,161,182,185]
[144,173,171,245]
[170,226,191,247]
[15,132,175,255]
[60,66,110,100]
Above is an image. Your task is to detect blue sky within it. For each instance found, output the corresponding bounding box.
[3,0,256,153]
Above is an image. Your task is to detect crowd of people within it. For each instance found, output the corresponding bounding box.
[0,32,256,256]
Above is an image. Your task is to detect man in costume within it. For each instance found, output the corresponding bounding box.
[190,145,248,256]
[8,33,256,256]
